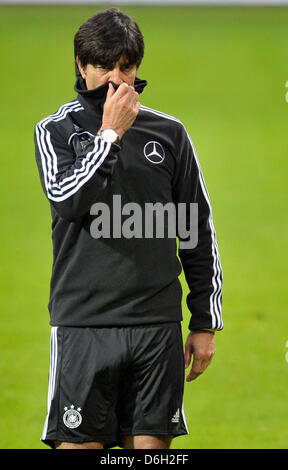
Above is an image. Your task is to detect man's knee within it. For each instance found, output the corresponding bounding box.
[55,440,104,449]
[123,435,172,449]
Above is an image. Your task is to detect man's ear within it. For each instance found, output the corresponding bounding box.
[76,56,87,79]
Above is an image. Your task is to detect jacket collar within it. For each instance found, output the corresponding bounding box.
[74,75,148,113]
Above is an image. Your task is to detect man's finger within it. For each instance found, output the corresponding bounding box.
[186,370,201,382]
[186,357,208,382]
[113,82,131,98]
[184,335,193,369]
[184,347,192,369]
[106,82,116,99]
[133,101,141,116]
[117,85,139,106]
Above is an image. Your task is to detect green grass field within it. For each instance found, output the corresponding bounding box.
[1,4,288,449]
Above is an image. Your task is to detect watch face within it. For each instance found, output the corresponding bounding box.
[101,129,118,143]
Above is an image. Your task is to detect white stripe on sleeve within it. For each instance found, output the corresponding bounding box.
[35,100,112,202]
[140,105,223,329]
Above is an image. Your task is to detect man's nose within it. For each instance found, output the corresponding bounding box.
[110,67,123,85]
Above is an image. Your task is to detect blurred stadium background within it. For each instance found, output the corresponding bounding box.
[0,1,288,449]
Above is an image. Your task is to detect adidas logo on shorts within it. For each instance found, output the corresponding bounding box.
[171,408,180,423]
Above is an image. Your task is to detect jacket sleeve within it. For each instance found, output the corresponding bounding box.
[34,120,120,222]
[172,123,223,331]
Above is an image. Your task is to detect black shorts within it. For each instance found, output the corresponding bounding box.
[41,322,189,448]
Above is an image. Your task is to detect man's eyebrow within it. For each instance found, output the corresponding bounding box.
[96,64,114,68]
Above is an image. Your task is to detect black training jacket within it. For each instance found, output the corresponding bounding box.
[34,75,223,331]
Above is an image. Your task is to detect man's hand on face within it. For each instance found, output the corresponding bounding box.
[101,82,140,140]
[184,330,216,382]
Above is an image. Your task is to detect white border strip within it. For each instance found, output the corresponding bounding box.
[1,0,288,5]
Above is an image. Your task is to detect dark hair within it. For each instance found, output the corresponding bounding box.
[74,8,144,69]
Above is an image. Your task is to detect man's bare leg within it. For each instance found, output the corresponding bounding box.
[55,441,104,449]
[123,435,172,449]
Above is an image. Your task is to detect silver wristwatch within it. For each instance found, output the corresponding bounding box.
[97,128,120,145]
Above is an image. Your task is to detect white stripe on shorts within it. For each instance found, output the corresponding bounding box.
[41,327,58,441]
[181,403,189,434]
[179,323,189,434]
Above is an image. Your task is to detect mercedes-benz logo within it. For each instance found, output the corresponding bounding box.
[143,141,165,164]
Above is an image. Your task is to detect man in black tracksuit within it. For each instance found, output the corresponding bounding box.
[35,9,223,450]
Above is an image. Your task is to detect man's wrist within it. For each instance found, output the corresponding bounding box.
[190,328,216,334]
[97,128,121,145]
[98,126,125,141]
